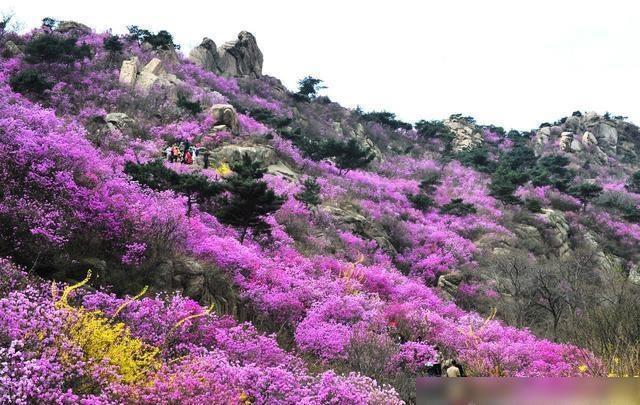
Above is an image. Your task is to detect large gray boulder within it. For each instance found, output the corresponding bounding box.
[119,57,181,98]
[210,144,277,166]
[443,117,483,153]
[119,57,139,89]
[596,122,618,153]
[267,161,298,180]
[153,259,237,313]
[190,32,263,78]
[217,31,263,78]
[209,104,240,135]
[630,265,640,285]
[321,203,397,255]
[56,21,92,35]
[3,40,22,57]
[105,113,135,131]
[541,209,571,258]
[188,38,221,72]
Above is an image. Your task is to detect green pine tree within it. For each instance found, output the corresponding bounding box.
[295,177,322,206]
[440,198,477,216]
[215,153,284,243]
[568,182,602,209]
[323,138,376,175]
[408,193,435,211]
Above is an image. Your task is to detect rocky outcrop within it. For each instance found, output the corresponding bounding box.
[513,224,545,253]
[596,122,618,153]
[630,265,640,285]
[56,21,92,35]
[210,144,277,167]
[541,209,571,258]
[3,41,22,57]
[189,31,263,78]
[444,117,483,153]
[437,272,463,299]
[188,38,221,72]
[350,123,383,159]
[321,204,396,255]
[105,113,135,131]
[153,259,237,313]
[118,57,139,89]
[118,57,181,97]
[267,161,298,180]
[532,112,640,164]
[209,104,240,135]
[218,31,263,78]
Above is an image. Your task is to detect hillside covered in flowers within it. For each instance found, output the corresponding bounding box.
[1,18,639,404]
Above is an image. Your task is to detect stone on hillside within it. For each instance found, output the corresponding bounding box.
[582,131,597,146]
[210,144,277,166]
[538,126,551,137]
[550,126,564,136]
[157,48,180,64]
[322,204,397,255]
[444,118,483,153]
[564,116,581,132]
[437,272,463,298]
[351,123,382,159]
[596,122,618,152]
[513,224,544,252]
[583,111,600,124]
[535,127,550,146]
[267,161,298,180]
[105,113,135,131]
[570,139,583,152]
[541,209,571,258]
[3,40,22,57]
[209,104,240,135]
[559,132,573,151]
[153,259,237,311]
[119,57,180,97]
[56,21,91,35]
[189,38,221,72]
[217,31,263,78]
[142,58,165,76]
[118,57,139,89]
[630,265,640,285]
[134,71,159,94]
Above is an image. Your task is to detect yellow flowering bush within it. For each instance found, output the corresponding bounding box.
[216,162,232,177]
[68,310,160,384]
[56,270,160,384]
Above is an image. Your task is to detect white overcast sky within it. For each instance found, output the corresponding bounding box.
[4,0,640,130]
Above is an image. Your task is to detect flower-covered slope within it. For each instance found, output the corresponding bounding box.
[3,21,637,404]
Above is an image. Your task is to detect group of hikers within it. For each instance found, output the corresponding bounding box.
[425,351,466,378]
[164,141,211,168]
[405,345,465,377]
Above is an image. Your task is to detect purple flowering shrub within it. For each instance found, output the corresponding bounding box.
[0,260,402,403]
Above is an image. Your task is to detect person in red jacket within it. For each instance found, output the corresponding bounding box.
[184,150,193,165]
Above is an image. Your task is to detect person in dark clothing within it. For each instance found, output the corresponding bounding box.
[426,346,443,376]
[203,150,210,169]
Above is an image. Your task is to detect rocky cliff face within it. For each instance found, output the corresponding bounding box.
[534,112,640,169]
[189,31,263,78]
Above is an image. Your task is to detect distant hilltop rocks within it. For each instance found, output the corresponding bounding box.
[534,112,640,166]
[189,31,263,78]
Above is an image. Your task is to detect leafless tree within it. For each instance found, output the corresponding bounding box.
[485,251,537,328]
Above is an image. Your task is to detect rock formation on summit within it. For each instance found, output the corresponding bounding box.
[189,31,263,78]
